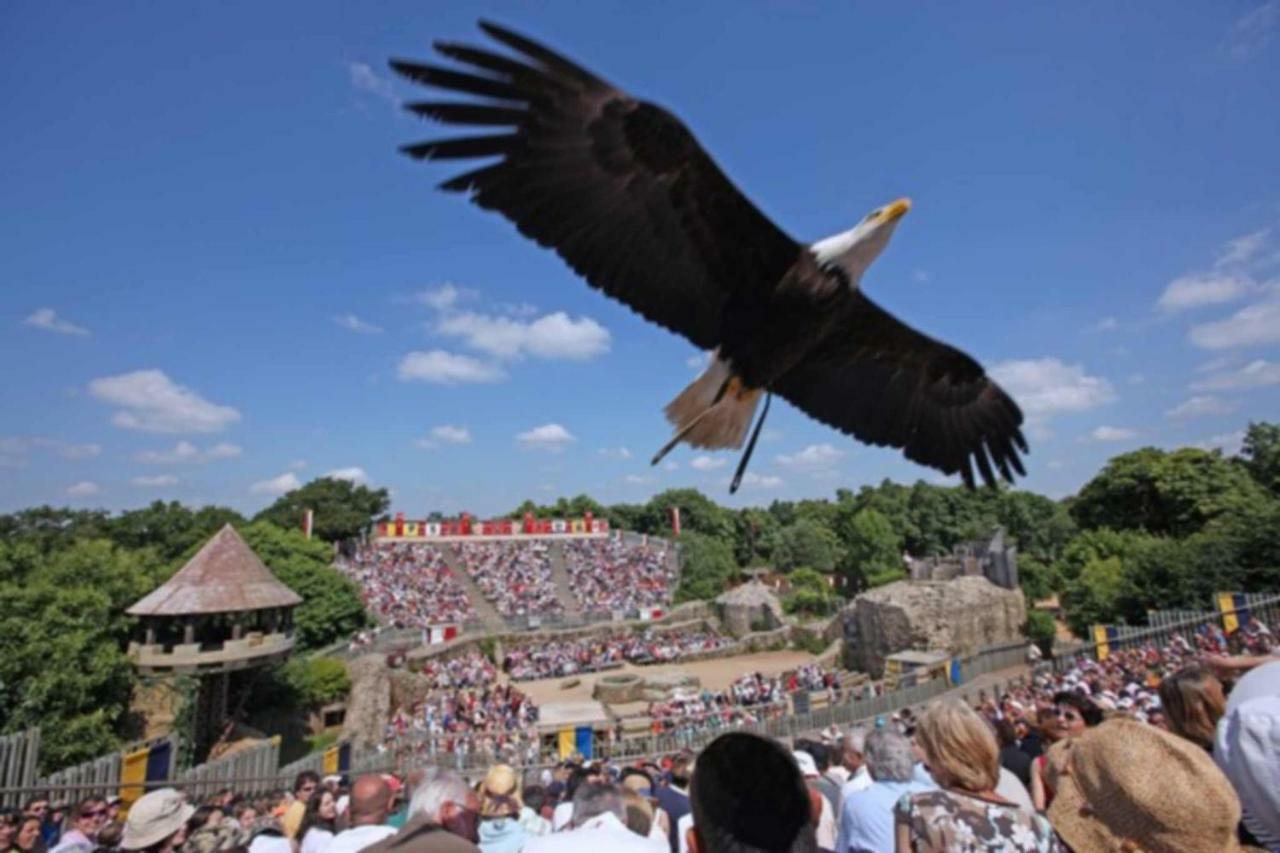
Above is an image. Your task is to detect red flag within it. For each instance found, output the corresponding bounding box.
[669,506,681,537]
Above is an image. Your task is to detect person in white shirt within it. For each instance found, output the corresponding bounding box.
[324,776,397,853]
[839,727,872,802]
[523,783,665,853]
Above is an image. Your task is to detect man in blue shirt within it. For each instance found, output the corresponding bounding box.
[836,729,935,853]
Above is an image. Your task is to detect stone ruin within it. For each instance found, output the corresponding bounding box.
[842,575,1026,678]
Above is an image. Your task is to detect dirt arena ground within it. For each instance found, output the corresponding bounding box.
[510,648,820,706]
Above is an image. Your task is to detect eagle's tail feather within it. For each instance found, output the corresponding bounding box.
[657,354,762,459]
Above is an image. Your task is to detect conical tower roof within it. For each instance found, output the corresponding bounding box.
[127,524,302,616]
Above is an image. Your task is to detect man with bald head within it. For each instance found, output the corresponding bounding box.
[325,775,397,853]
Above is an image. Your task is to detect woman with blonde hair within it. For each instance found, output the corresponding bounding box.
[476,765,525,853]
[894,699,1061,852]
[1158,664,1226,752]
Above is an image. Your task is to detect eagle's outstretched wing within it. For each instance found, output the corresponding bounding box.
[773,291,1027,488]
[391,21,799,350]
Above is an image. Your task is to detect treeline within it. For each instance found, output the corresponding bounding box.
[0,479,384,770]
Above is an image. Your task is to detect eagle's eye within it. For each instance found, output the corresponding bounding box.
[866,210,880,222]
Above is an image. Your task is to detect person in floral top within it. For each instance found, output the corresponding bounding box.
[893,699,1061,852]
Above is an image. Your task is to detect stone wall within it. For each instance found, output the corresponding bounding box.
[843,576,1026,677]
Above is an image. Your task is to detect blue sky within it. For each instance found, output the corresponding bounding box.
[2,1,1278,517]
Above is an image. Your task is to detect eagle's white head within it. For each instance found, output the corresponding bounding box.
[811,197,912,286]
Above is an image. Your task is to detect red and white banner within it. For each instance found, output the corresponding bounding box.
[669,506,681,537]
[423,624,459,645]
[302,509,314,540]
[639,607,664,621]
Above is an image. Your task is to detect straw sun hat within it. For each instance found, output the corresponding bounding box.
[121,788,195,851]
[1048,718,1244,852]
[479,764,522,819]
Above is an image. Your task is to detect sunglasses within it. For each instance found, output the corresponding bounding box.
[83,810,108,819]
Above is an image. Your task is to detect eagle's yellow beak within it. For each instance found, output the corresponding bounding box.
[883,197,912,222]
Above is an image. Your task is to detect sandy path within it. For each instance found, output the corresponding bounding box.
[509,649,819,705]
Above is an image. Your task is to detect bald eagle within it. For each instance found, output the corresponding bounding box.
[392,21,1027,492]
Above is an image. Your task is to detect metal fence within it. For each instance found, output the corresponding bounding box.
[179,738,281,799]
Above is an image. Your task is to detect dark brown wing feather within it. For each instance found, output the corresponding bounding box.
[773,291,1028,488]
[391,20,799,349]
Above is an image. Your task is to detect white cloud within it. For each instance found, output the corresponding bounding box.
[24,308,89,336]
[690,455,727,471]
[1092,316,1119,332]
[334,313,383,334]
[347,61,399,104]
[989,358,1115,416]
[250,472,301,495]
[415,425,473,449]
[1194,356,1238,374]
[1157,273,1254,312]
[1167,395,1236,419]
[686,353,711,370]
[289,459,308,470]
[517,423,576,452]
[1046,460,1065,470]
[662,461,679,472]
[135,440,242,464]
[0,436,101,460]
[88,370,241,433]
[762,429,784,443]
[624,473,656,485]
[131,474,179,487]
[66,481,100,497]
[1197,430,1246,456]
[1217,228,1271,267]
[413,283,472,312]
[912,269,931,283]
[1190,300,1280,349]
[1128,373,1145,385]
[397,350,506,384]
[325,466,370,485]
[1090,426,1137,442]
[1190,358,1280,391]
[730,472,784,489]
[436,311,610,361]
[1224,1,1278,60]
[775,443,845,470]
[597,447,632,460]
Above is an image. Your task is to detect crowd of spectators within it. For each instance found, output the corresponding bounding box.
[417,651,498,691]
[561,540,676,614]
[337,544,475,629]
[454,543,562,619]
[383,683,541,769]
[501,629,733,682]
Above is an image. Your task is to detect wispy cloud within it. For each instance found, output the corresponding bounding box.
[1089,426,1138,442]
[334,313,383,334]
[397,350,506,384]
[989,358,1115,417]
[1190,299,1280,349]
[1197,430,1246,456]
[24,308,89,336]
[347,61,400,105]
[1157,272,1255,312]
[516,423,576,452]
[624,473,656,485]
[1091,316,1120,333]
[690,455,727,471]
[726,472,784,490]
[135,441,241,464]
[597,447,633,460]
[66,481,100,497]
[88,370,240,433]
[132,474,179,487]
[0,436,101,460]
[1166,395,1236,419]
[415,425,473,449]
[775,443,845,470]
[325,466,370,485]
[250,472,300,495]
[1190,358,1280,390]
[435,311,611,361]
[1216,228,1271,267]
[1224,1,1278,60]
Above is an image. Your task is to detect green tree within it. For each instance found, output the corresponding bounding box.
[1016,554,1059,604]
[1242,421,1280,497]
[1061,556,1129,636]
[733,508,781,566]
[239,522,367,650]
[772,519,840,573]
[673,532,737,601]
[255,478,390,543]
[282,658,351,708]
[1025,610,1056,657]
[641,489,735,543]
[109,501,246,562]
[1072,447,1268,537]
[835,508,902,592]
[782,567,837,616]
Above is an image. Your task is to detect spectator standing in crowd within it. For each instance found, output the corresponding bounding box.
[993,719,1032,789]
[620,770,670,846]
[369,770,479,853]
[180,805,236,853]
[686,732,816,853]
[1,810,18,853]
[793,752,836,852]
[523,782,664,853]
[476,765,525,853]
[13,815,46,853]
[51,799,106,853]
[1049,717,1245,852]
[24,801,56,850]
[296,786,339,853]
[1214,660,1280,849]
[839,728,871,801]
[282,772,319,840]
[655,755,692,853]
[326,776,397,853]
[894,699,1060,852]
[837,729,933,853]
[120,789,194,853]
[515,787,550,839]
[1158,663,1226,752]
[796,741,841,818]
[1029,692,1101,812]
